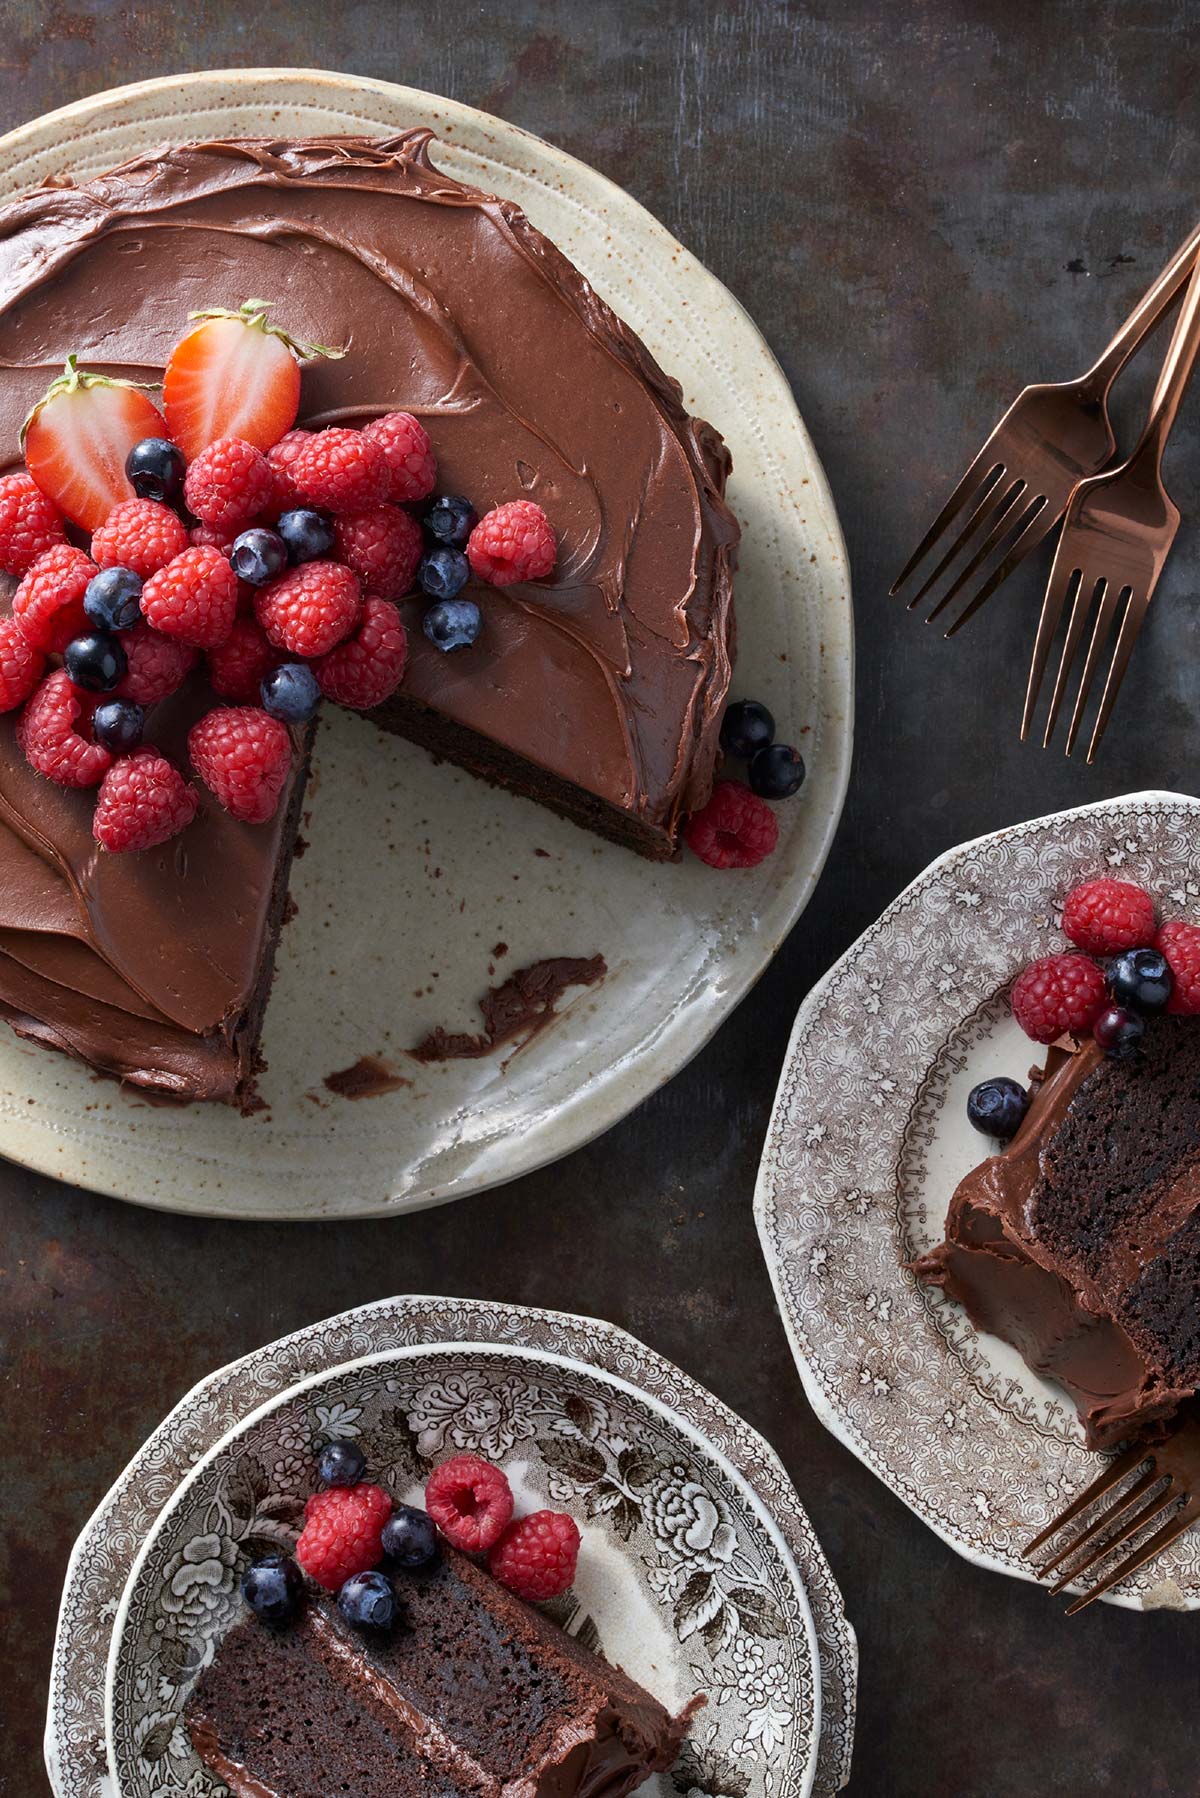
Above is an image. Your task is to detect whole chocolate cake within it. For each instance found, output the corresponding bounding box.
[915,1017,1200,1449]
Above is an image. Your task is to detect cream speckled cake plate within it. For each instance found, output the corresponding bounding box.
[0,69,852,1218]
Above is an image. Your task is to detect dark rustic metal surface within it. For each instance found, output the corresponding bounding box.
[2,2,1200,1792]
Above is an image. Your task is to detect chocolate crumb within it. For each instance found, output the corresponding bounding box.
[323,1054,413,1099]
[411,954,606,1063]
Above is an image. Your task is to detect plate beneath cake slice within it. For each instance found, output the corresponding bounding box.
[756,790,1200,1610]
[0,69,851,1217]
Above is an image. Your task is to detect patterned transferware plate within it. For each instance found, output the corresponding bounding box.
[107,1344,819,1798]
[755,790,1200,1611]
[0,68,852,1219]
[47,1298,856,1796]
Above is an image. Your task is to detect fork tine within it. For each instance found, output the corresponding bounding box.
[1086,585,1153,763]
[1034,1464,1164,1579]
[891,455,1005,596]
[923,487,1042,627]
[1065,1495,1200,1615]
[1043,573,1103,747]
[1021,549,1082,742]
[1064,581,1127,756]
[942,495,1054,637]
[1044,1474,1171,1588]
[1022,1438,1154,1558]
[905,476,1024,613]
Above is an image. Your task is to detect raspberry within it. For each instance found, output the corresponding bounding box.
[1011,953,1108,1044]
[684,780,779,870]
[361,411,436,504]
[265,428,312,516]
[114,624,197,706]
[0,617,44,711]
[332,506,422,600]
[188,705,293,823]
[487,1510,581,1603]
[141,545,239,649]
[11,544,94,652]
[90,498,188,581]
[208,616,280,703]
[16,670,110,788]
[0,472,65,576]
[92,748,197,852]
[1061,878,1157,956]
[188,521,238,556]
[255,561,361,659]
[425,1453,514,1554]
[183,436,274,531]
[1157,922,1200,1016]
[292,427,390,514]
[295,1482,392,1592]
[316,597,407,710]
[467,500,556,587]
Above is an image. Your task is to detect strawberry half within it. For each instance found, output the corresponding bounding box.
[163,299,343,462]
[23,358,168,533]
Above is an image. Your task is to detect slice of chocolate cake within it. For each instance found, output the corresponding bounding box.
[915,1017,1200,1449]
[185,1546,697,1796]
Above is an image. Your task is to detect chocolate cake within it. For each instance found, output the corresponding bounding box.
[185,1546,696,1796]
[915,1017,1200,1449]
[0,132,738,1102]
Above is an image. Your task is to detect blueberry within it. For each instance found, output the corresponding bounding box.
[262,661,321,724]
[1094,1005,1146,1060]
[749,742,806,799]
[337,1569,396,1631]
[125,437,185,503]
[277,508,335,564]
[231,527,288,587]
[92,699,145,754]
[419,547,470,601]
[83,566,143,633]
[317,1439,366,1487]
[242,1553,304,1626]
[64,632,127,693]
[1108,947,1174,1014]
[423,598,482,653]
[423,494,477,547]
[721,699,775,760]
[381,1504,439,1570]
[966,1076,1029,1140]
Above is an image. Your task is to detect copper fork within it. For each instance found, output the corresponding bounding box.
[1023,250,1200,760]
[891,218,1200,634]
[1022,1403,1200,1614]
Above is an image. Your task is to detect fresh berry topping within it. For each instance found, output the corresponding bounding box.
[425,1453,514,1554]
[317,1440,367,1488]
[84,565,143,633]
[189,705,293,823]
[114,624,197,706]
[295,1482,392,1592]
[163,299,336,460]
[419,546,470,601]
[467,500,556,587]
[1061,877,1156,957]
[64,631,127,694]
[1094,1004,1146,1060]
[966,1076,1029,1140]
[277,507,336,564]
[721,700,776,761]
[0,619,44,713]
[333,506,422,600]
[749,742,806,800]
[230,526,288,587]
[92,498,189,582]
[255,560,361,659]
[184,436,275,532]
[422,598,481,654]
[424,494,477,548]
[262,660,321,722]
[1157,921,1200,1016]
[362,411,437,504]
[293,428,391,514]
[1010,953,1108,1044]
[381,1505,439,1570]
[17,671,111,788]
[12,544,94,652]
[337,1569,397,1632]
[266,429,313,516]
[92,699,145,754]
[141,545,239,649]
[208,616,280,704]
[0,472,65,576]
[315,597,407,709]
[23,359,167,531]
[1108,946,1174,1015]
[188,522,239,556]
[684,780,779,870]
[125,437,186,504]
[92,747,197,852]
[242,1553,304,1627]
[487,1510,581,1603]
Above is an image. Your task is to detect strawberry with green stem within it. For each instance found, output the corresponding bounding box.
[23,358,167,533]
[163,299,343,461]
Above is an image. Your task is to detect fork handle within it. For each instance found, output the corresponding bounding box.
[1136,252,1200,471]
[1087,217,1200,390]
